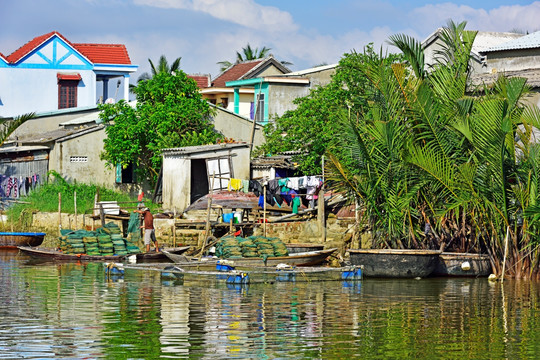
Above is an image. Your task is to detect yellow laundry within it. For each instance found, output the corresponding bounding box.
[228,178,243,191]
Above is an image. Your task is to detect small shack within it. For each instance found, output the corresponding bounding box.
[161,143,251,212]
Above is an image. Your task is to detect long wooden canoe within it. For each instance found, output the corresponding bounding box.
[0,232,45,248]
[163,248,337,267]
[286,243,325,254]
[348,249,442,278]
[18,246,126,261]
[135,246,191,262]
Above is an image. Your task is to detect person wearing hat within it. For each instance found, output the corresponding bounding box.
[134,207,160,252]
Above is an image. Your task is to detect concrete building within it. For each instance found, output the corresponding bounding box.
[0,31,137,118]
[422,28,523,75]
[161,143,251,212]
[226,63,337,124]
[198,56,291,120]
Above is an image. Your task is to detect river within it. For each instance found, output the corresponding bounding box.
[1,250,540,359]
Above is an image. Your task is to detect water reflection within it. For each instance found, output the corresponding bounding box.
[2,251,540,358]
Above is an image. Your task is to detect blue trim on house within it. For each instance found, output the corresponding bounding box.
[11,36,93,70]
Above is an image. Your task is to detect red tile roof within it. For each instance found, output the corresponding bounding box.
[188,74,211,88]
[73,43,131,65]
[212,59,264,87]
[57,73,82,81]
[6,31,71,63]
[4,31,132,65]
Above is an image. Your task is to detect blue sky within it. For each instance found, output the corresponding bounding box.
[1,0,539,83]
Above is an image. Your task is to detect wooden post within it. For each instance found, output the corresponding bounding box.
[99,204,105,228]
[263,184,267,237]
[198,173,215,260]
[74,190,77,230]
[318,155,326,242]
[58,192,62,235]
[501,226,510,282]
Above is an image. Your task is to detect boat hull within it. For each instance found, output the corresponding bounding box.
[433,252,492,277]
[286,243,325,254]
[0,232,45,248]
[135,246,191,262]
[18,246,125,261]
[348,249,441,278]
[164,248,337,267]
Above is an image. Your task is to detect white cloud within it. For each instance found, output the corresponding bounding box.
[410,2,540,35]
[132,0,298,32]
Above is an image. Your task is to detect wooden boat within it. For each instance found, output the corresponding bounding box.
[348,249,442,278]
[18,246,126,261]
[0,232,46,248]
[433,252,492,277]
[286,243,325,254]
[135,246,191,262]
[163,248,337,267]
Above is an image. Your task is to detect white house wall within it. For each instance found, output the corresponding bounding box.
[0,68,96,117]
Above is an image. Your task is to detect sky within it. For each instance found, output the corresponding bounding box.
[1,0,540,84]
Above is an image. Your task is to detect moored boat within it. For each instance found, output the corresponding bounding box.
[0,232,46,248]
[18,246,126,261]
[286,243,325,254]
[347,249,441,278]
[163,248,337,267]
[433,252,492,277]
[135,246,191,262]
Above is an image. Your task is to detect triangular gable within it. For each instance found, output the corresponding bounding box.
[211,56,290,88]
[6,31,92,69]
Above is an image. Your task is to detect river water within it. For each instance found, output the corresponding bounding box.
[1,250,540,359]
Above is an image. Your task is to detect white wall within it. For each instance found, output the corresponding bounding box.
[0,67,96,117]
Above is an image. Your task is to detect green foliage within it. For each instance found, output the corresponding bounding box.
[256,44,403,174]
[325,20,540,277]
[99,71,221,186]
[0,112,35,147]
[217,43,272,72]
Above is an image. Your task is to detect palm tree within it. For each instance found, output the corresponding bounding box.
[217,43,292,72]
[327,20,540,277]
[137,55,182,83]
[0,113,35,147]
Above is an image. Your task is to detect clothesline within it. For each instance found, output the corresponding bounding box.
[0,173,41,199]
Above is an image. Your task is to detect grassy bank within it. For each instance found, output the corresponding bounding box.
[1,172,158,232]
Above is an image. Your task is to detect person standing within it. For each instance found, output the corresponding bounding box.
[134,207,159,252]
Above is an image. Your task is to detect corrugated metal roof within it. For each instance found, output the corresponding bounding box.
[484,31,540,52]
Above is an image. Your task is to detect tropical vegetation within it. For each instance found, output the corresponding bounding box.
[323,20,540,278]
[217,43,272,72]
[136,55,182,83]
[0,112,35,147]
[99,70,221,187]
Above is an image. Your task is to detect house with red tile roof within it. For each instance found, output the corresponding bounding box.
[0,31,137,117]
[199,56,291,119]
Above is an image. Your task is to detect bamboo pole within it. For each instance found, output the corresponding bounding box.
[319,155,326,242]
[263,183,267,237]
[501,226,510,282]
[58,192,62,235]
[198,173,215,260]
[74,190,77,230]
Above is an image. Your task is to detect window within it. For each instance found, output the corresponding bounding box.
[255,93,264,122]
[70,156,88,163]
[58,80,78,109]
[220,97,229,108]
[206,157,232,191]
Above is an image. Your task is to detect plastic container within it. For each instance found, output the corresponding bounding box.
[222,213,234,223]
[234,211,242,224]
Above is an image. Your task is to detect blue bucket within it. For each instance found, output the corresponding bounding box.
[222,213,234,222]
